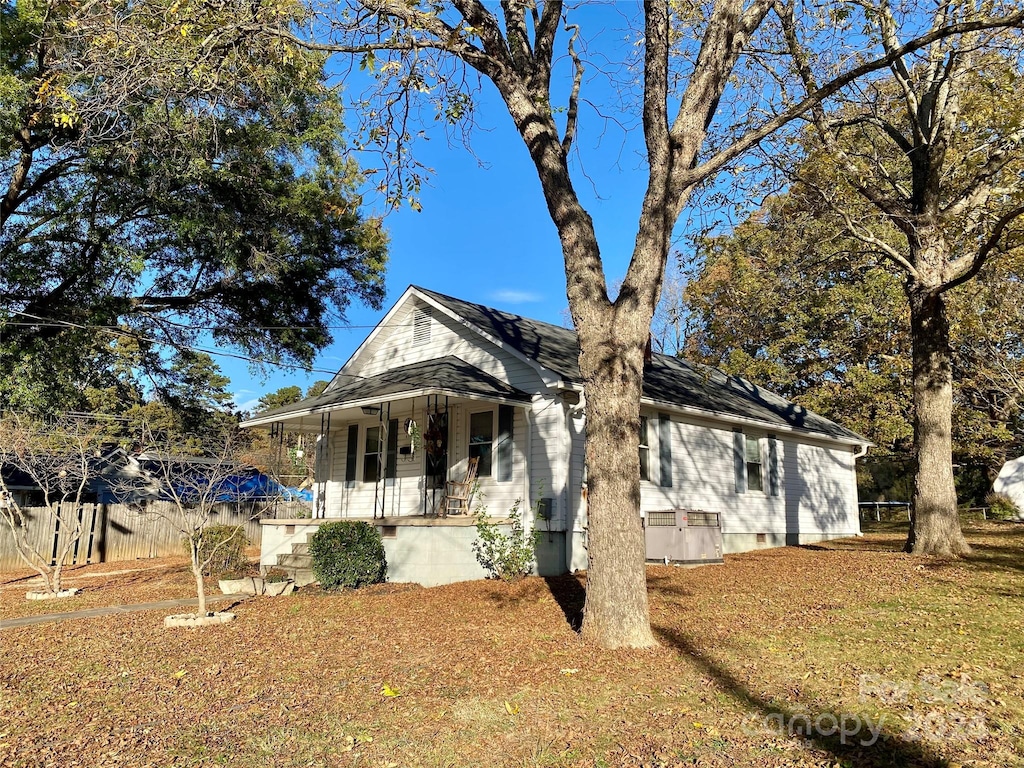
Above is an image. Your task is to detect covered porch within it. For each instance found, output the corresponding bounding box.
[242,356,533,522]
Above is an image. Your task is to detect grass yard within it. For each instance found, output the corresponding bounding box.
[1,522,1022,767]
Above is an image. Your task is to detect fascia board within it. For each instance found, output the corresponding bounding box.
[639,397,872,449]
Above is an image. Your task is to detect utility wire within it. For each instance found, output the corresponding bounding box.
[3,308,496,397]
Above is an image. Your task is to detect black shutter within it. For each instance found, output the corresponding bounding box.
[733,429,746,494]
[496,405,514,482]
[345,424,358,488]
[658,413,672,488]
[386,419,399,482]
[768,435,780,496]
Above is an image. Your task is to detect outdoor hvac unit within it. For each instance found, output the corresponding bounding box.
[643,509,724,565]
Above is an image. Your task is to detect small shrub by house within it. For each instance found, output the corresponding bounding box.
[309,521,387,589]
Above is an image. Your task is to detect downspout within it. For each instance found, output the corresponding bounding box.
[566,392,586,573]
[853,443,868,536]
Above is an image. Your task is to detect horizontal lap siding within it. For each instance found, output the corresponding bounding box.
[784,442,859,536]
[568,411,586,532]
[639,419,785,533]
[639,416,857,538]
[356,303,545,393]
[324,409,424,518]
[464,406,527,519]
[322,402,528,519]
[529,397,568,530]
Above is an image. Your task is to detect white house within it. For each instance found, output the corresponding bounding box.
[993,457,1024,518]
[241,286,868,586]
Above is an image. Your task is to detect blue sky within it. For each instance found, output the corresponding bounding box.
[227,8,661,412]
[229,117,652,411]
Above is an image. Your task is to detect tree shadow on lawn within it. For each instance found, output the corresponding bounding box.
[655,625,948,768]
[643,568,697,600]
[544,574,586,631]
[959,542,1024,575]
[543,572,696,634]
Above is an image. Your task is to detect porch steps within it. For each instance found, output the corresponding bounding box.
[273,534,318,587]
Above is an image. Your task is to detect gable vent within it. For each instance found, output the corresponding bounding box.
[412,306,432,346]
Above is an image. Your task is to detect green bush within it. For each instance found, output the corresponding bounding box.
[473,498,537,581]
[985,492,1021,521]
[186,524,249,578]
[308,521,387,590]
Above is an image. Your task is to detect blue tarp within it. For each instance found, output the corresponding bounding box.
[96,464,313,504]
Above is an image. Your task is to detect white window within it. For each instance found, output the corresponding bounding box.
[745,435,763,492]
[469,410,494,477]
[639,416,651,481]
[363,425,382,483]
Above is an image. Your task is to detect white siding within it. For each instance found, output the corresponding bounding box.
[783,441,860,538]
[318,400,528,519]
[353,299,547,393]
[637,414,859,541]
[527,396,568,529]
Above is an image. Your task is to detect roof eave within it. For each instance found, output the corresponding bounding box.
[241,387,530,430]
[639,396,872,448]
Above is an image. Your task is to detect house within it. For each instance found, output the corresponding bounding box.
[993,457,1024,519]
[241,286,868,586]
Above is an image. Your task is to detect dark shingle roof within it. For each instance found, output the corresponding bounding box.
[247,355,531,423]
[417,286,865,443]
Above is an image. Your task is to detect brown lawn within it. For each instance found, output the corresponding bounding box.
[1,522,1022,768]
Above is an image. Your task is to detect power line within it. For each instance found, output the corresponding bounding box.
[2,309,438,394]
[6,308,348,377]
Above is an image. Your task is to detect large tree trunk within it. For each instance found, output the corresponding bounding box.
[905,285,971,556]
[577,313,657,649]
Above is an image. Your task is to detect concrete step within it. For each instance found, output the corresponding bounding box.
[290,542,309,555]
[286,567,317,588]
[276,552,310,569]
[273,556,317,587]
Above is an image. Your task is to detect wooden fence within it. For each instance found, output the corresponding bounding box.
[0,499,311,572]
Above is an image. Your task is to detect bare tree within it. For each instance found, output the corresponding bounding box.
[285,1,1024,647]
[0,414,111,597]
[117,427,261,616]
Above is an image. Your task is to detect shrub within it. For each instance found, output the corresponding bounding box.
[264,566,290,584]
[308,521,387,590]
[985,492,1021,521]
[473,498,537,581]
[185,524,249,578]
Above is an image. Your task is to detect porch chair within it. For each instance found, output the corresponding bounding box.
[443,457,479,516]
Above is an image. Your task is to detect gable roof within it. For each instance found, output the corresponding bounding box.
[415,287,866,444]
[243,356,531,428]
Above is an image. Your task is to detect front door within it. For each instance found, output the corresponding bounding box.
[423,409,449,513]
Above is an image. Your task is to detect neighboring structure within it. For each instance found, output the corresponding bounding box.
[0,453,309,572]
[993,457,1024,519]
[242,286,868,586]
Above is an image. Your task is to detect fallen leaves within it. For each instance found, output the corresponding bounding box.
[1,523,1022,767]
